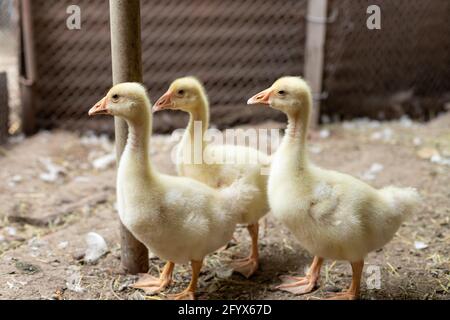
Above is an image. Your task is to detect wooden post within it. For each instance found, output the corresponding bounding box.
[109,0,149,274]
[19,0,37,135]
[304,0,328,128]
[0,72,8,144]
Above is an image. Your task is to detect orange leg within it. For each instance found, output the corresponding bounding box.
[232,223,259,278]
[326,260,364,300]
[168,260,203,300]
[276,256,323,295]
[131,261,174,295]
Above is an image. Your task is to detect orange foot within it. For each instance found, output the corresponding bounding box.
[167,289,195,300]
[131,273,171,295]
[232,256,259,279]
[325,260,363,300]
[325,290,358,300]
[276,275,318,295]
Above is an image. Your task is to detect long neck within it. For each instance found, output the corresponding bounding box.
[122,109,153,176]
[181,99,210,163]
[187,98,209,139]
[283,107,310,168]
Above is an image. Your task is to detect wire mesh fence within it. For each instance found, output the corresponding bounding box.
[322,0,450,122]
[28,0,307,134]
[12,0,450,134]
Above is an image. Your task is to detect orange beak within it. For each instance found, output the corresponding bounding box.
[153,90,174,113]
[247,88,272,105]
[88,97,110,116]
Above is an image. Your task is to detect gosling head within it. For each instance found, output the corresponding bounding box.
[247,76,312,116]
[152,77,207,113]
[88,82,150,122]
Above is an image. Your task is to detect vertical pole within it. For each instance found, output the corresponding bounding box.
[304,0,328,128]
[109,0,149,274]
[19,0,37,135]
[0,72,8,144]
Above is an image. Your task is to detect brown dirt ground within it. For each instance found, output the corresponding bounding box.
[0,114,449,300]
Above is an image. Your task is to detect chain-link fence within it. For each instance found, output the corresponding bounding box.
[26,0,307,134]
[14,0,450,134]
[322,0,450,121]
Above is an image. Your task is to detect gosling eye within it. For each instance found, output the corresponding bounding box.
[111,94,120,102]
[176,89,185,97]
[277,90,286,96]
